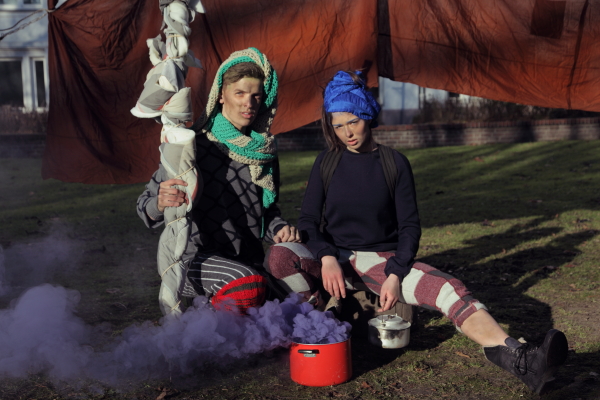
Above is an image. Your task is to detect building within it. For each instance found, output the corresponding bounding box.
[0,0,49,111]
[378,78,468,125]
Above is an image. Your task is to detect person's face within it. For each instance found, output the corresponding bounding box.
[219,77,263,132]
[331,112,372,153]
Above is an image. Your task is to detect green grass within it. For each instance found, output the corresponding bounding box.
[1,140,600,399]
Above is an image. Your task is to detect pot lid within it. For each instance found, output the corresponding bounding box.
[368,314,411,330]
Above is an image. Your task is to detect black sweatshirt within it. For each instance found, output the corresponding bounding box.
[298,148,421,279]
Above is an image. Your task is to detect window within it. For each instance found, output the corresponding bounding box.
[0,61,24,107]
[34,59,46,107]
[0,0,41,5]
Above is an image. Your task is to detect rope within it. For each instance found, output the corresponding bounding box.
[166,216,185,227]
[174,164,195,179]
[161,261,179,278]
[0,8,55,40]
[169,300,182,312]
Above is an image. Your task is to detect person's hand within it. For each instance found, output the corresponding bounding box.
[157,178,188,212]
[321,256,346,300]
[273,225,301,243]
[378,274,401,312]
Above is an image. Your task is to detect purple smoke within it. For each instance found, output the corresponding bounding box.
[0,226,79,297]
[0,277,351,386]
[293,309,352,344]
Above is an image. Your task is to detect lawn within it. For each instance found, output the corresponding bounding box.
[0,141,599,399]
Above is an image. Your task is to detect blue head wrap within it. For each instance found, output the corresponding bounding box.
[323,71,381,127]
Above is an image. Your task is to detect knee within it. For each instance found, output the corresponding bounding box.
[267,243,314,279]
[453,301,488,330]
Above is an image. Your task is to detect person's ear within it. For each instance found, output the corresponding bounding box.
[219,91,224,104]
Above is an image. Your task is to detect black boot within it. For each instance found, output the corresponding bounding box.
[483,329,568,394]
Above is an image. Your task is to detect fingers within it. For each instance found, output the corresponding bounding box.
[274,225,302,243]
[284,225,300,242]
[323,277,334,298]
[334,269,346,299]
[290,226,301,242]
[272,226,288,244]
[337,279,346,299]
[162,178,188,187]
[158,189,186,207]
[278,226,291,242]
[324,277,345,299]
[331,277,341,299]
[158,179,189,211]
[377,292,397,312]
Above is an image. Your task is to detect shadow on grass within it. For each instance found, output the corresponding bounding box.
[411,141,600,227]
[546,351,600,400]
[412,215,600,395]
[418,221,598,340]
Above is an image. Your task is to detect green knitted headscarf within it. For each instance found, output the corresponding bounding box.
[193,48,278,235]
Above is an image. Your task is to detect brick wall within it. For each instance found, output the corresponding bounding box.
[3,118,600,158]
[276,118,600,151]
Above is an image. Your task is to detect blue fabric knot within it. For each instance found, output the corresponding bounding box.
[324,71,381,127]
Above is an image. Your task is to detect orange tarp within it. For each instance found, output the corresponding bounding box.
[382,0,600,110]
[43,0,600,184]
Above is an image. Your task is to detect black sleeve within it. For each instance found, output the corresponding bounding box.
[384,152,422,279]
[297,151,340,260]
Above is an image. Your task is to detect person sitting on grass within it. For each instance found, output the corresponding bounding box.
[266,70,568,395]
[137,48,300,315]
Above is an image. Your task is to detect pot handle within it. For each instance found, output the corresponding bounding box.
[297,349,320,354]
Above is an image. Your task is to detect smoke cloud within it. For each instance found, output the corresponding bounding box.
[0,226,79,298]
[0,246,351,388]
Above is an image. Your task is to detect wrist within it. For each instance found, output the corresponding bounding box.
[321,255,336,264]
[146,198,165,221]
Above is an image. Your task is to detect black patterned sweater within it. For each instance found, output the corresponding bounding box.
[137,134,288,269]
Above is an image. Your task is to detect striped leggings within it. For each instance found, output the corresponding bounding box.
[266,243,487,328]
[184,253,267,314]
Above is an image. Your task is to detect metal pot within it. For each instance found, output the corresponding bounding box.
[289,337,352,386]
[368,314,411,349]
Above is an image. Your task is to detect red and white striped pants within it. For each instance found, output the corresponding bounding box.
[267,243,487,328]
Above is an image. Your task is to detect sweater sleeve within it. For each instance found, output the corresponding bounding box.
[136,164,168,229]
[297,151,340,260]
[384,152,422,280]
[263,158,288,244]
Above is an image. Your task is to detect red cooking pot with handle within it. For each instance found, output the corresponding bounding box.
[289,337,352,386]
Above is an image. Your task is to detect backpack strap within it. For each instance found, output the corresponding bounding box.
[320,149,344,195]
[378,144,398,197]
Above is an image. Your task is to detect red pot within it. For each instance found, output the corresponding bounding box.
[289,338,352,387]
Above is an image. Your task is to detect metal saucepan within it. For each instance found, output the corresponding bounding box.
[367,314,411,349]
